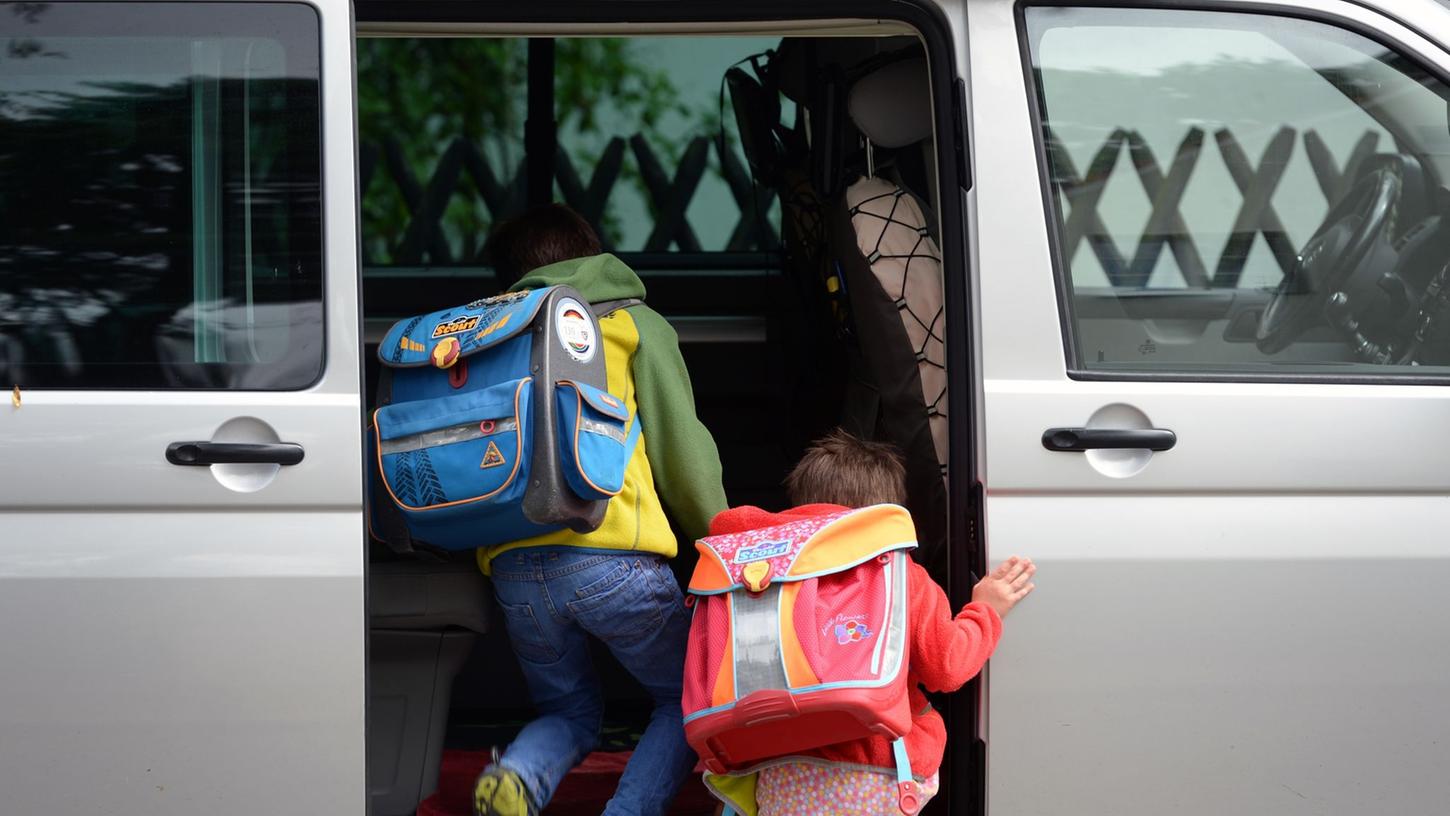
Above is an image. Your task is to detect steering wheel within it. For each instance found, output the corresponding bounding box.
[1257,159,1404,354]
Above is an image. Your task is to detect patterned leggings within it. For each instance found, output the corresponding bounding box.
[755,762,941,816]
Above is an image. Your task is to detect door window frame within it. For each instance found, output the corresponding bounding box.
[1016,0,1450,385]
[352,0,980,813]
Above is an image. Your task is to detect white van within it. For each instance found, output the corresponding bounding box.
[3,0,1448,814]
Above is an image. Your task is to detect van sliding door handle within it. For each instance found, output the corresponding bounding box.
[1042,428,1176,452]
[166,441,305,466]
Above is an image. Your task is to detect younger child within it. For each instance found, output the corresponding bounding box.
[707,429,1035,815]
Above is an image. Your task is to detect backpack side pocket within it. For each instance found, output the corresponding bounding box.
[555,379,634,501]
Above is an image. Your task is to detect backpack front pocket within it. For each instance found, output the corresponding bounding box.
[555,379,634,501]
[374,376,532,511]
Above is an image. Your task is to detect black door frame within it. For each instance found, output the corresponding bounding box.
[353,3,983,813]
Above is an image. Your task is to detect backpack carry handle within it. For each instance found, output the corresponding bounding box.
[521,286,611,532]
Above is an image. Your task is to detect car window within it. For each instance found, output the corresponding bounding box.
[355,35,780,311]
[554,38,784,255]
[0,2,322,389]
[1023,7,1450,377]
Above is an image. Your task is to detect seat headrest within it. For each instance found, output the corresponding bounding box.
[848,57,931,149]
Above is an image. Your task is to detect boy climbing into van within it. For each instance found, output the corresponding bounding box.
[472,204,727,816]
[701,430,1034,815]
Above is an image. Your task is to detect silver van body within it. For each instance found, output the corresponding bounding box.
[974,1,1450,813]
[0,0,366,812]
[1,0,1448,814]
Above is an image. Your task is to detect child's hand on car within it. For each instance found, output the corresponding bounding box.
[971,556,1036,618]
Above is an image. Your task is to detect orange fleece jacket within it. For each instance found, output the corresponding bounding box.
[707,504,1003,779]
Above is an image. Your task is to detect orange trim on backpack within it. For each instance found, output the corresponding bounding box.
[711,600,736,709]
[778,582,819,689]
[374,377,529,512]
[788,504,917,578]
[688,541,733,593]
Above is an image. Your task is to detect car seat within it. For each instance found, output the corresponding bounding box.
[727,43,948,572]
[829,55,949,571]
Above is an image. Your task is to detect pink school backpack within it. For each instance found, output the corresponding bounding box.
[682,504,925,815]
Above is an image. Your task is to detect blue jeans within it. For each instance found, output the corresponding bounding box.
[489,548,697,816]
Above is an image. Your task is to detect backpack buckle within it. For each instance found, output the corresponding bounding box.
[742,561,773,593]
[432,336,462,369]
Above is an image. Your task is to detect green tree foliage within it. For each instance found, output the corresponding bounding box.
[357,38,694,263]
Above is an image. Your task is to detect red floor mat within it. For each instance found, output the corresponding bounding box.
[419,750,718,816]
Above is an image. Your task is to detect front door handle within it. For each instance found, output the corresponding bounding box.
[166,441,305,466]
[1042,428,1176,453]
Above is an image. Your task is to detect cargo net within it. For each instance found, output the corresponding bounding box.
[847,180,948,475]
[779,170,837,323]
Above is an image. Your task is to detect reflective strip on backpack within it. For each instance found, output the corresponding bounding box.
[731,585,789,697]
[870,555,894,675]
[379,418,518,455]
[578,416,627,444]
[878,551,910,680]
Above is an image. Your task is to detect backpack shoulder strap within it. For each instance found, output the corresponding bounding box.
[591,297,643,319]
[893,737,922,815]
[623,409,643,460]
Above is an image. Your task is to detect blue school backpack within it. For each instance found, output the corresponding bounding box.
[367,286,640,552]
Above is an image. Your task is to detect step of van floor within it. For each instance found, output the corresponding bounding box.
[420,749,718,815]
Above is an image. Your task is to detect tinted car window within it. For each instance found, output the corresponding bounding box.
[1025,7,1450,377]
[355,36,780,271]
[0,2,322,389]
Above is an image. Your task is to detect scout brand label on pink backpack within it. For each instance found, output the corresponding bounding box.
[683,504,925,815]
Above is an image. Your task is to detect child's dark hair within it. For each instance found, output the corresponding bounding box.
[785,428,908,508]
[485,203,602,289]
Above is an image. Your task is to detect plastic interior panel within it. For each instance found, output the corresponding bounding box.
[368,629,477,816]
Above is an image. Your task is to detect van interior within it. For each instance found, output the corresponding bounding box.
[355,19,967,816]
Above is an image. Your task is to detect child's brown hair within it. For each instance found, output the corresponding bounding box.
[485,203,602,289]
[784,428,908,508]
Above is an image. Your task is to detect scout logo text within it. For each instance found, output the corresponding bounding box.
[734,538,791,563]
[432,315,480,338]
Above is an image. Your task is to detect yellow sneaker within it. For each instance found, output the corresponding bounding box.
[472,766,538,816]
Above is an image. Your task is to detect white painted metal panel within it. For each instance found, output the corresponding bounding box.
[970,0,1450,812]
[0,0,365,811]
